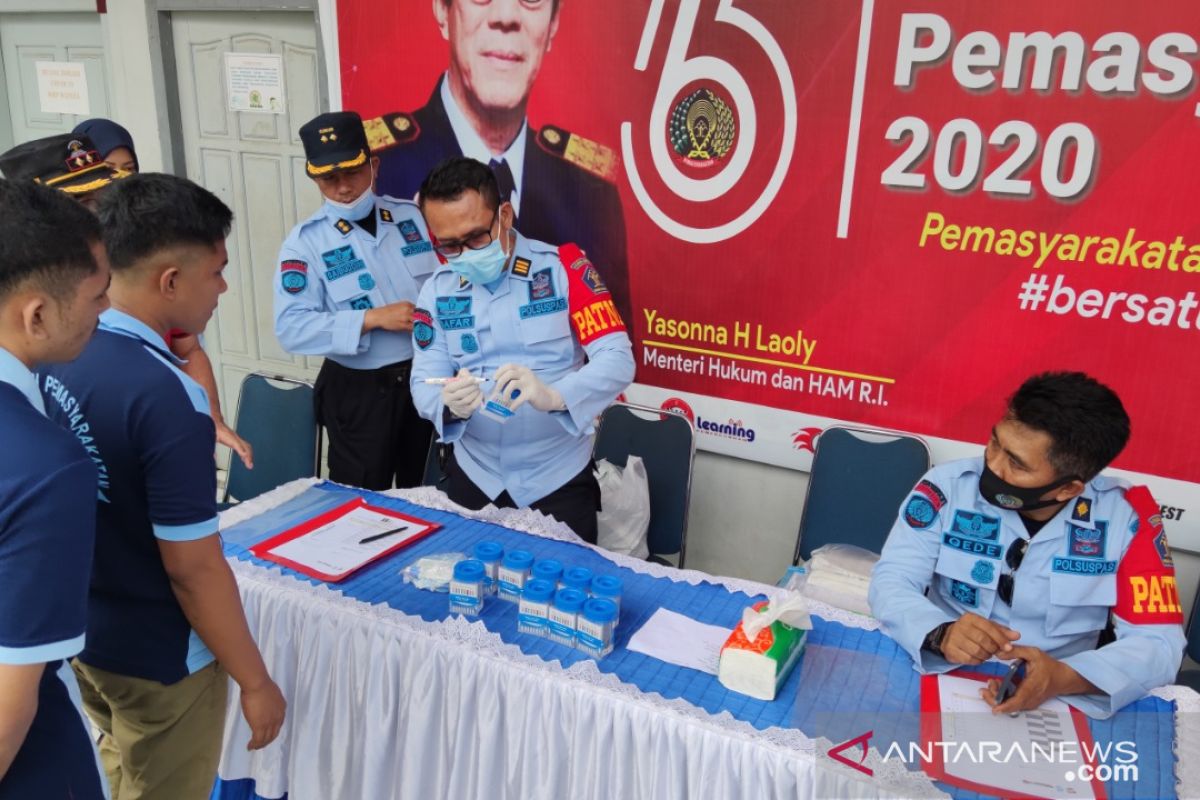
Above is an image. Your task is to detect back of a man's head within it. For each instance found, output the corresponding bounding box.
[1007,371,1130,482]
[98,173,232,271]
[0,180,101,303]
[418,157,500,212]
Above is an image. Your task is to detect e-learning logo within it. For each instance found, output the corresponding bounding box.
[660,398,755,443]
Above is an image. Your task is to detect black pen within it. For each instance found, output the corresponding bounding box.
[996,659,1025,704]
[358,525,409,545]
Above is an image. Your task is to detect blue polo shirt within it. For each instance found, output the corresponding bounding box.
[41,309,219,685]
[0,348,106,800]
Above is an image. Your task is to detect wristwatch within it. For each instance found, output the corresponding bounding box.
[922,622,952,656]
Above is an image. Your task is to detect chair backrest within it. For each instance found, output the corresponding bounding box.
[793,425,930,564]
[422,437,447,488]
[224,373,320,504]
[1186,586,1200,664]
[592,402,696,565]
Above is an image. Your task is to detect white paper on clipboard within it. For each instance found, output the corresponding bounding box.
[936,674,1098,799]
[267,505,423,576]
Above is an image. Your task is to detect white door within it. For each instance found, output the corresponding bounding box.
[0,12,112,148]
[171,11,323,465]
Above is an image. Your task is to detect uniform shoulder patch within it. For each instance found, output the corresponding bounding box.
[903,479,946,529]
[1114,485,1183,625]
[536,124,619,183]
[364,112,420,153]
[413,308,435,350]
[560,243,626,345]
[280,260,308,294]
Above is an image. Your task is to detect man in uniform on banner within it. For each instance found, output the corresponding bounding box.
[275,111,441,490]
[870,372,1185,718]
[366,0,632,324]
[410,157,634,542]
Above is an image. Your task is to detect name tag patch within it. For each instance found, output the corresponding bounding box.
[943,533,1002,559]
[519,297,568,319]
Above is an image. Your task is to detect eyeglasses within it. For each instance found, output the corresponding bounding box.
[432,210,498,258]
[996,537,1029,605]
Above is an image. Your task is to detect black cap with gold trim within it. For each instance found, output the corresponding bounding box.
[0,133,127,194]
[300,111,369,178]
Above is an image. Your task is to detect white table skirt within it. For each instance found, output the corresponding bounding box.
[215,479,1200,800]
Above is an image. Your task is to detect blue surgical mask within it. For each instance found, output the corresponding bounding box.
[325,186,376,220]
[449,236,508,286]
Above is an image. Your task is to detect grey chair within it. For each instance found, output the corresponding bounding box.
[593,402,696,567]
[792,425,930,565]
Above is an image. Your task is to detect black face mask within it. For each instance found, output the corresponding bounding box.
[979,462,1079,511]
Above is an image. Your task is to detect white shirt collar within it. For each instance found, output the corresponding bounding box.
[0,346,46,415]
[441,74,527,215]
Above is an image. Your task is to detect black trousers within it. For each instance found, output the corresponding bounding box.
[314,358,433,491]
[444,448,601,543]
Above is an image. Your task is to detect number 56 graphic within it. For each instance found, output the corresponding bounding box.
[621,0,796,244]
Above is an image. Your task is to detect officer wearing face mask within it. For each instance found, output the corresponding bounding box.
[410,157,634,542]
[869,372,1185,719]
[274,111,440,490]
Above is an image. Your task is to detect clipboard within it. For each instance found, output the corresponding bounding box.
[920,671,1107,800]
[249,497,440,582]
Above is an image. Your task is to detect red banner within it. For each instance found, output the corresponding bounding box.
[339,0,1200,489]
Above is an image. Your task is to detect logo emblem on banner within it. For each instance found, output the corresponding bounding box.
[669,87,737,169]
[660,397,695,424]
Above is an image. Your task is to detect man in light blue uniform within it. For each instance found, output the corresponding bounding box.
[411,157,634,542]
[870,372,1185,718]
[0,179,109,800]
[275,111,442,490]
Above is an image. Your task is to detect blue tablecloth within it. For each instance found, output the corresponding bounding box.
[212,482,1178,800]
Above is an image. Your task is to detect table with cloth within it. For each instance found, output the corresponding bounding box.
[209,479,1200,800]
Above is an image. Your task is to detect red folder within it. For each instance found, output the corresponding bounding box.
[249,497,440,582]
[919,671,1107,800]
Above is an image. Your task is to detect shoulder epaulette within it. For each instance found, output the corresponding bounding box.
[364,112,420,153]
[536,124,618,183]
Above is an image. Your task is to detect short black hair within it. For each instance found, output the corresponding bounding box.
[1007,371,1130,481]
[0,180,101,302]
[97,173,232,271]
[418,157,500,213]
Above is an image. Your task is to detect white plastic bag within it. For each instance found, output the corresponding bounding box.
[595,457,651,559]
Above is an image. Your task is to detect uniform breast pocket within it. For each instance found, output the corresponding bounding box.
[325,272,376,305]
[519,311,572,347]
[934,546,999,617]
[1045,572,1115,639]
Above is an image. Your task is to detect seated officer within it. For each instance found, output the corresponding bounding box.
[274,111,440,490]
[869,372,1185,718]
[411,157,634,542]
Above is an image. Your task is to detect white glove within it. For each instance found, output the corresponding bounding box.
[442,368,483,419]
[493,363,565,413]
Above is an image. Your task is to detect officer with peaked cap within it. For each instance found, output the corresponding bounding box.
[274,111,441,490]
[0,133,128,211]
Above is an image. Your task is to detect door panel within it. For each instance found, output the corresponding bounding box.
[172,11,322,440]
[0,13,110,143]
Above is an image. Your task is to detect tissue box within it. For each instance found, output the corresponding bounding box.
[718,601,807,700]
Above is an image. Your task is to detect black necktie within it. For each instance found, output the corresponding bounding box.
[489,158,516,208]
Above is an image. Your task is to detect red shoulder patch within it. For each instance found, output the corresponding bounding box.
[1114,486,1183,625]
[560,243,626,345]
